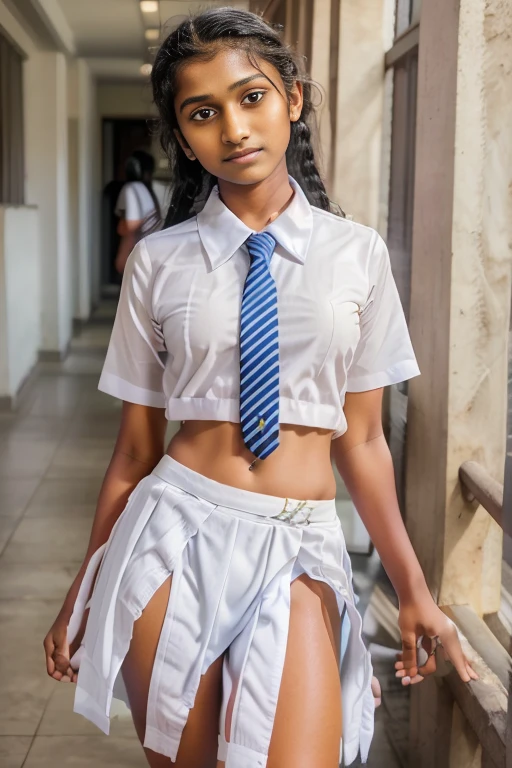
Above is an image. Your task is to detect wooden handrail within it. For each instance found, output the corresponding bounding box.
[368,586,508,767]
[459,460,504,528]
[441,604,508,768]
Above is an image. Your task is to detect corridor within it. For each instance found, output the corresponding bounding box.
[0,305,401,767]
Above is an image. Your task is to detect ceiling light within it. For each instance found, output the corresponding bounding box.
[140,63,153,76]
[145,28,160,41]
[140,1,159,13]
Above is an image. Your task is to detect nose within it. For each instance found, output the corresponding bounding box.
[221,105,250,145]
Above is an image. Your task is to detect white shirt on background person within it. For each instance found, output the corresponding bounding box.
[115,181,159,234]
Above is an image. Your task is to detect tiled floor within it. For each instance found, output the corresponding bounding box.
[0,302,403,767]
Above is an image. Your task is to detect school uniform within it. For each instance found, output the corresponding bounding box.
[67,175,420,767]
[115,180,159,232]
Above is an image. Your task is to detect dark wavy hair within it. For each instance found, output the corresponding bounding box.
[150,7,344,228]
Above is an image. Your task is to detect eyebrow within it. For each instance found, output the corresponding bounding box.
[179,74,268,113]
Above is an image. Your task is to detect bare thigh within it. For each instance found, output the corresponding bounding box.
[218,572,342,768]
[122,574,225,768]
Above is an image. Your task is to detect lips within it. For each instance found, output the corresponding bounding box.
[224,148,262,161]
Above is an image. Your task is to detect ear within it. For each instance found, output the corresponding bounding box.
[173,128,197,161]
[289,81,303,122]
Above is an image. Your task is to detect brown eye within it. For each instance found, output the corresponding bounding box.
[191,108,216,121]
[242,91,265,105]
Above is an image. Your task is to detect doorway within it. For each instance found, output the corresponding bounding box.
[101,118,153,291]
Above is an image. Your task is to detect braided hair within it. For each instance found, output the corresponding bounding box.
[151,7,345,228]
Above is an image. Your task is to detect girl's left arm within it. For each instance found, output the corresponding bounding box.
[331,387,479,686]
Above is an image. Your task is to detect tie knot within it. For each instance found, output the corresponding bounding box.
[246,232,277,264]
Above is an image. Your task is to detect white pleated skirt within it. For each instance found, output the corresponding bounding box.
[67,455,375,767]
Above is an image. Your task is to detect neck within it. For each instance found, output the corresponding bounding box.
[217,159,294,231]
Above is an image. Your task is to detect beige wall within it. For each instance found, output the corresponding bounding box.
[25,51,72,354]
[0,207,40,401]
[309,0,332,182]
[97,82,156,118]
[440,0,512,613]
[294,0,392,225]
[331,0,390,225]
[0,1,35,57]
[77,60,96,319]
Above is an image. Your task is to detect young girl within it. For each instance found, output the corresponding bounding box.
[43,8,478,768]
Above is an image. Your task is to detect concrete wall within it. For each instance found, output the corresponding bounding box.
[0,0,96,366]
[309,0,332,183]
[0,3,43,402]
[441,0,512,613]
[295,0,393,227]
[0,1,35,56]
[77,60,96,319]
[0,206,40,402]
[97,82,156,118]
[25,50,72,356]
[67,61,80,320]
[331,0,389,226]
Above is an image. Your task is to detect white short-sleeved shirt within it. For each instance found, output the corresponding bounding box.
[115,181,159,233]
[99,175,420,439]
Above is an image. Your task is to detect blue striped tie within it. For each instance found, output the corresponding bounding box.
[240,232,280,460]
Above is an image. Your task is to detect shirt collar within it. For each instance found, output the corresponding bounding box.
[197,174,314,271]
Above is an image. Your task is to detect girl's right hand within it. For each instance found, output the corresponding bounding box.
[43,616,77,683]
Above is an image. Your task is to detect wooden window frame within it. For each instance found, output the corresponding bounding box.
[383,2,420,515]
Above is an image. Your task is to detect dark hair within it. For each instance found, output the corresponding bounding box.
[124,149,161,224]
[151,7,344,228]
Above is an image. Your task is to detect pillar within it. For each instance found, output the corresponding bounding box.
[331,0,388,225]
[309,0,333,182]
[24,51,72,358]
[406,0,512,763]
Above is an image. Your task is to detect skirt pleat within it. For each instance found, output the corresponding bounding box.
[68,458,375,767]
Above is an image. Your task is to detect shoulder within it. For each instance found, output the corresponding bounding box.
[135,181,153,198]
[122,181,151,199]
[137,216,199,264]
[116,181,137,206]
[142,216,198,248]
[311,205,377,239]
[310,206,384,259]
[119,181,138,195]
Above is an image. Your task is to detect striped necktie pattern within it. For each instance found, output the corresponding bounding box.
[239,232,280,459]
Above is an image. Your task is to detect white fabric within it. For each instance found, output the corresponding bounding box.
[115,181,158,230]
[68,455,375,766]
[99,175,420,439]
[152,178,173,214]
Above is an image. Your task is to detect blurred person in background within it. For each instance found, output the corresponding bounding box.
[114,149,162,274]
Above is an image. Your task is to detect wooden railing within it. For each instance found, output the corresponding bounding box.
[459,460,504,528]
[451,462,507,768]
[370,461,508,767]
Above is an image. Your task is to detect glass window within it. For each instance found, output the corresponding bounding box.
[395,0,421,36]
[411,0,422,25]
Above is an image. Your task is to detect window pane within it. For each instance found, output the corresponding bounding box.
[411,0,422,24]
[395,0,421,37]
[395,0,411,37]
